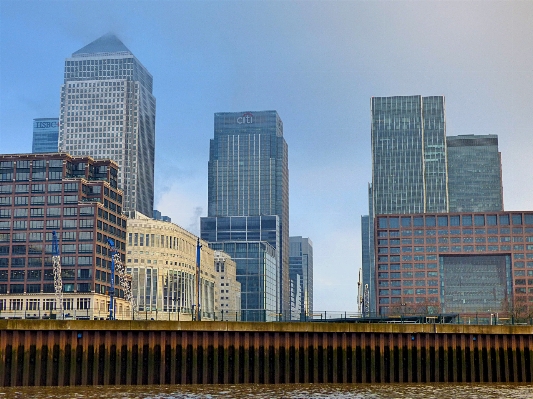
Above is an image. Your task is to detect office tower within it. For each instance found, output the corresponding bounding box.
[203,110,289,318]
[374,212,533,315]
[371,95,448,215]
[153,209,171,222]
[289,236,313,319]
[126,212,219,321]
[447,135,503,212]
[32,118,59,153]
[0,153,129,319]
[202,215,279,321]
[361,184,376,314]
[365,95,447,313]
[58,33,156,216]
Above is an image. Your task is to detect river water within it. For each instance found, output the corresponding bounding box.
[1,384,533,399]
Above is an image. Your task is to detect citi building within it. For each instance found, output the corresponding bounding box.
[201,110,289,320]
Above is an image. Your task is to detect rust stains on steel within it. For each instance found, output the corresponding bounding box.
[1,321,532,386]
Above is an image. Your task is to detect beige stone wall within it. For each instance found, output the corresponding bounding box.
[214,250,241,320]
[126,213,219,320]
[0,292,132,320]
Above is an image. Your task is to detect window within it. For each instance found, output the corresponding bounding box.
[15,184,29,193]
[401,217,411,227]
[14,209,28,218]
[47,195,61,205]
[474,215,485,226]
[13,221,27,230]
[64,195,78,204]
[62,231,76,241]
[63,219,77,229]
[64,183,78,192]
[462,215,472,226]
[0,209,11,218]
[31,196,45,205]
[30,220,44,229]
[15,197,28,206]
[500,214,510,225]
[30,208,44,217]
[78,243,93,253]
[484,215,497,226]
[46,220,60,229]
[63,207,77,216]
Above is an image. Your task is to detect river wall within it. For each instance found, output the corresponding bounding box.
[1,320,532,386]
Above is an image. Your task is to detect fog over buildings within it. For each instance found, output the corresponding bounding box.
[1,1,532,310]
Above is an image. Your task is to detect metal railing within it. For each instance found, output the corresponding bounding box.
[1,308,532,325]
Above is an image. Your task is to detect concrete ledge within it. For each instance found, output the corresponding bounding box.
[1,319,532,335]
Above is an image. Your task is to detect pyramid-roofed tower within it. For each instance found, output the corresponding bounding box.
[73,33,132,56]
[58,34,156,217]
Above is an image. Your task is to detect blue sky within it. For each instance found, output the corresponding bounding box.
[1,1,532,311]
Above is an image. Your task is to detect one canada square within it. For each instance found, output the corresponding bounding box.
[201,111,290,319]
[58,33,156,216]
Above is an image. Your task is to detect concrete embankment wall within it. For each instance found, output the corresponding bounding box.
[1,320,532,386]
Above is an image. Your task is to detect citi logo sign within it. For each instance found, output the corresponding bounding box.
[237,112,253,124]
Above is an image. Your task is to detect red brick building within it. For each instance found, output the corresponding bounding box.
[0,153,130,319]
[374,212,533,317]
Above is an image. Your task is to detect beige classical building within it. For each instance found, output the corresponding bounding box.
[214,250,241,320]
[126,213,218,320]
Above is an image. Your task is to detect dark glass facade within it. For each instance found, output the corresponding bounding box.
[0,153,127,316]
[206,110,289,315]
[32,118,59,153]
[374,211,533,316]
[371,95,448,216]
[361,184,377,313]
[289,236,313,319]
[447,135,503,212]
[201,215,279,320]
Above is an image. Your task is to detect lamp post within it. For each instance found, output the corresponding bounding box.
[196,238,202,321]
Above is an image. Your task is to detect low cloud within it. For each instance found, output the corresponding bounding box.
[155,182,206,236]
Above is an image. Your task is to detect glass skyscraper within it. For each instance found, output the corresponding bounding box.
[32,118,59,153]
[371,95,448,215]
[201,215,279,321]
[364,96,508,314]
[447,135,503,212]
[58,33,156,217]
[204,110,289,317]
[289,236,313,319]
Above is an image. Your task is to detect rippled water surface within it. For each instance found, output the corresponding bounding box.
[1,384,533,399]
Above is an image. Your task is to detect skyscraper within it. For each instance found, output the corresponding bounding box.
[371,95,448,215]
[289,236,313,319]
[447,135,503,212]
[202,110,289,318]
[364,96,510,315]
[364,96,448,313]
[58,33,156,216]
[32,118,59,153]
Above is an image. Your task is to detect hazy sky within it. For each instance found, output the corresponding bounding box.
[1,1,532,311]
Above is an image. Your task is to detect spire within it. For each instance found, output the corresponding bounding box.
[73,33,131,56]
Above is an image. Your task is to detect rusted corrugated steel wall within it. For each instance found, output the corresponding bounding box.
[1,321,532,386]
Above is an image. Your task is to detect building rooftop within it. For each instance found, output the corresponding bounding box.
[73,33,131,57]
